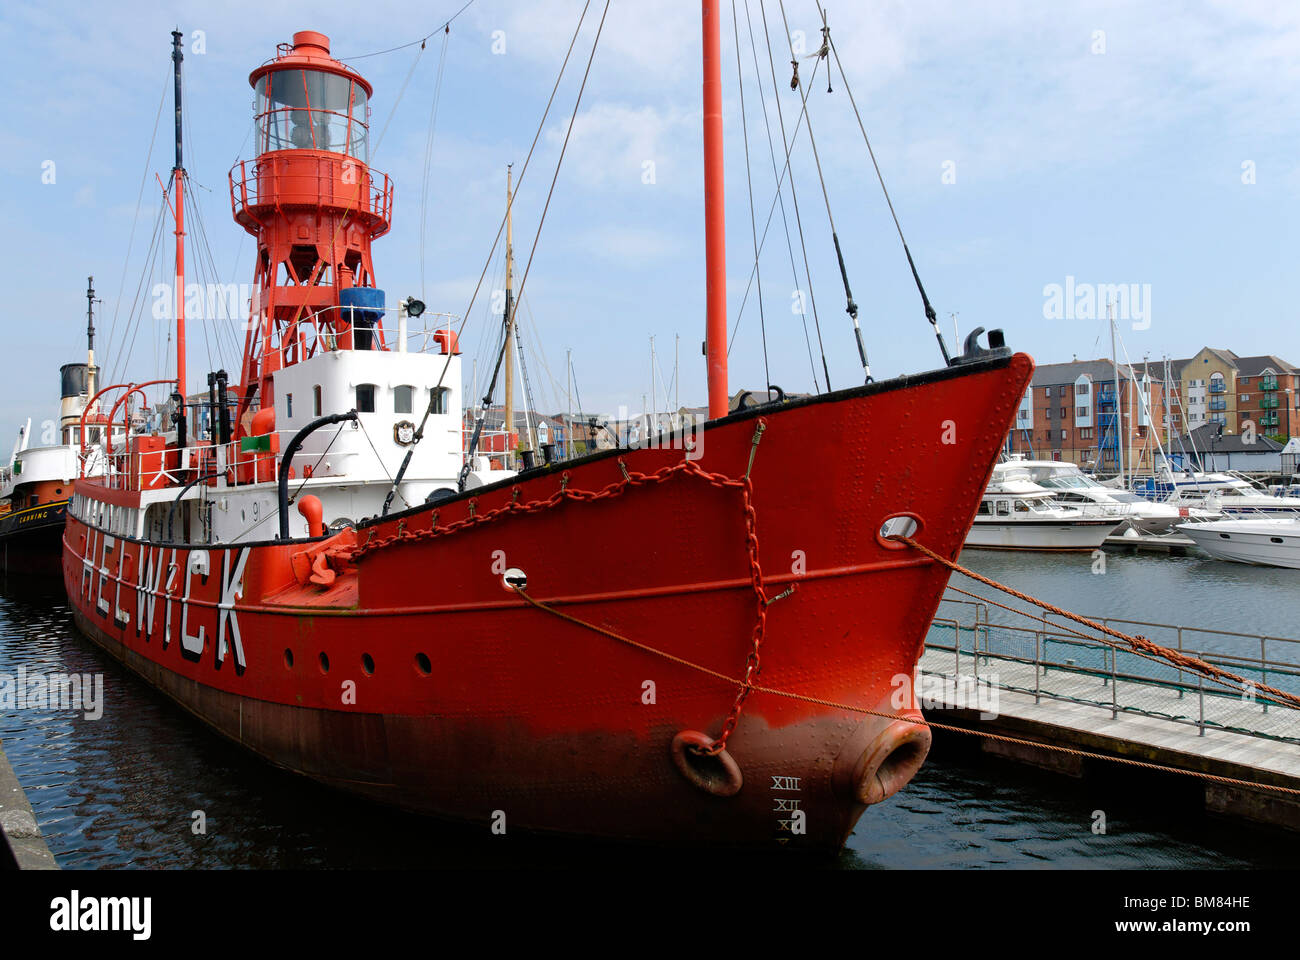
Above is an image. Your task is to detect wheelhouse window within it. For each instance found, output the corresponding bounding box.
[394,385,414,415]
[429,386,450,415]
[313,385,322,417]
[286,393,294,418]
[356,384,376,413]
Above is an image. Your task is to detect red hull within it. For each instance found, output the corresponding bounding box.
[63,354,1033,851]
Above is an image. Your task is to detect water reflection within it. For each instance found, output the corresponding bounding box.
[2,559,1297,869]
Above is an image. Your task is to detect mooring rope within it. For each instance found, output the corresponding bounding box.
[893,535,1300,711]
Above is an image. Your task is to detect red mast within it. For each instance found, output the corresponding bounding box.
[702,0,728,419]
[171,30,187,400]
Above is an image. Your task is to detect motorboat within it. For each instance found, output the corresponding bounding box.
[966,464,1125,551]
[1177,517,1300,569]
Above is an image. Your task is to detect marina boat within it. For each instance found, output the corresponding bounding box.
[1011,458,1191,534]
[1133,468,1300,518]
[0,282,112,575]
[966,464,1123,551]
[60,17,1035,853]
[1177,518,1300,569]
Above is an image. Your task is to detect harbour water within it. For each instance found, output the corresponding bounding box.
[2,549,1298,869]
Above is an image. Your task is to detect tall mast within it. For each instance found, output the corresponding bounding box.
[702,0,728,419]
[650,335,656,436]
[85,276,97,400]
[1109,301,1124,484]
[171,30,187,400]
[1170,353,1180,455]
[503,164,515,467]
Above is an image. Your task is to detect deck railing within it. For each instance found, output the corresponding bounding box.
[924,596,1300,744]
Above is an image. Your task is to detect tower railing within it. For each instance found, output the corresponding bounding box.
[229,156,393,233]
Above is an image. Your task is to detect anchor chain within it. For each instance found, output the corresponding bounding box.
[347,418,774,751]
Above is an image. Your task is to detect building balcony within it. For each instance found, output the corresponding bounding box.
[1261,396,1280,409]
[1261,377,1279,391]
[1209,399,1227,411]
[1209,381,1226,394]
[1260,414,1280,427]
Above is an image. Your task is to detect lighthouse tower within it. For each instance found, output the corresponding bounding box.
[229,31,393,422]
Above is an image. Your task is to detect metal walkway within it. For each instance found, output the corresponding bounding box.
[920,596,1300,828]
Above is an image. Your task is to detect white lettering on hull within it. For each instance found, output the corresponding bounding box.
[74,519,252,676]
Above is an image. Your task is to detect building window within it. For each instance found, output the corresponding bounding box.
[1240,394,1250,403]
[1060,407,1067,419]
[394,384,414,415]
[1076,406,1088,418]
[356,384,377,413]
[313,385,322,417]
[1044,387,1052,398]
[1241,377,1250,386]
[1076,384,1089,395]
[1061,429,1068,441]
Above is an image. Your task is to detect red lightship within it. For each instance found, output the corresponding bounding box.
[63,14,1033,852]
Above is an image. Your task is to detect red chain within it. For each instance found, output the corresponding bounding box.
[348,421,772,752]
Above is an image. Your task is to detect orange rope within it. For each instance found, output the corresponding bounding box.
[896,535,1300,712]
[510,585,1300,798]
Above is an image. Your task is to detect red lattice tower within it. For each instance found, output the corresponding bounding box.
[228,30,393,422]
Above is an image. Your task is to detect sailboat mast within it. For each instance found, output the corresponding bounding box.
[171,30,187,401]
[1109,301,1124,484]
[504,165,515,467]
[650,335,656,436]
[86,276,97,400]
[702,0,728,419]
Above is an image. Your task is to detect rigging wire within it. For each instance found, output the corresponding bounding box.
[334,0,477,61]
[103,65,170,378]
[420,25,452,301]
[777,0,871,383]
[372,43,426,158]
[759,0,830,390]
[816,0,952,366]
[723,47,819,354]
[730,0,772,398]
[109,187,170,387]
[742,0,820,393]
[461,0,613,481]
[423,0,596,418]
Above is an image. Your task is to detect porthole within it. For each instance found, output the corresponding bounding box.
[361,653,375,676]
[319,652,330,674]
[284,649,294,669]
[415,652,432,676]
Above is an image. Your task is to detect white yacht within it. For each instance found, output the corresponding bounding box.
[1136,468,1300,518]
[966,464,1125,551]
[1012,459,1190,534]
[1177,518,1300,569]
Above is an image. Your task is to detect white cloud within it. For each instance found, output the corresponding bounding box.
[545,102,697,193]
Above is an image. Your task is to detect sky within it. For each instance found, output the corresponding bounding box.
[2,0,1298,442]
